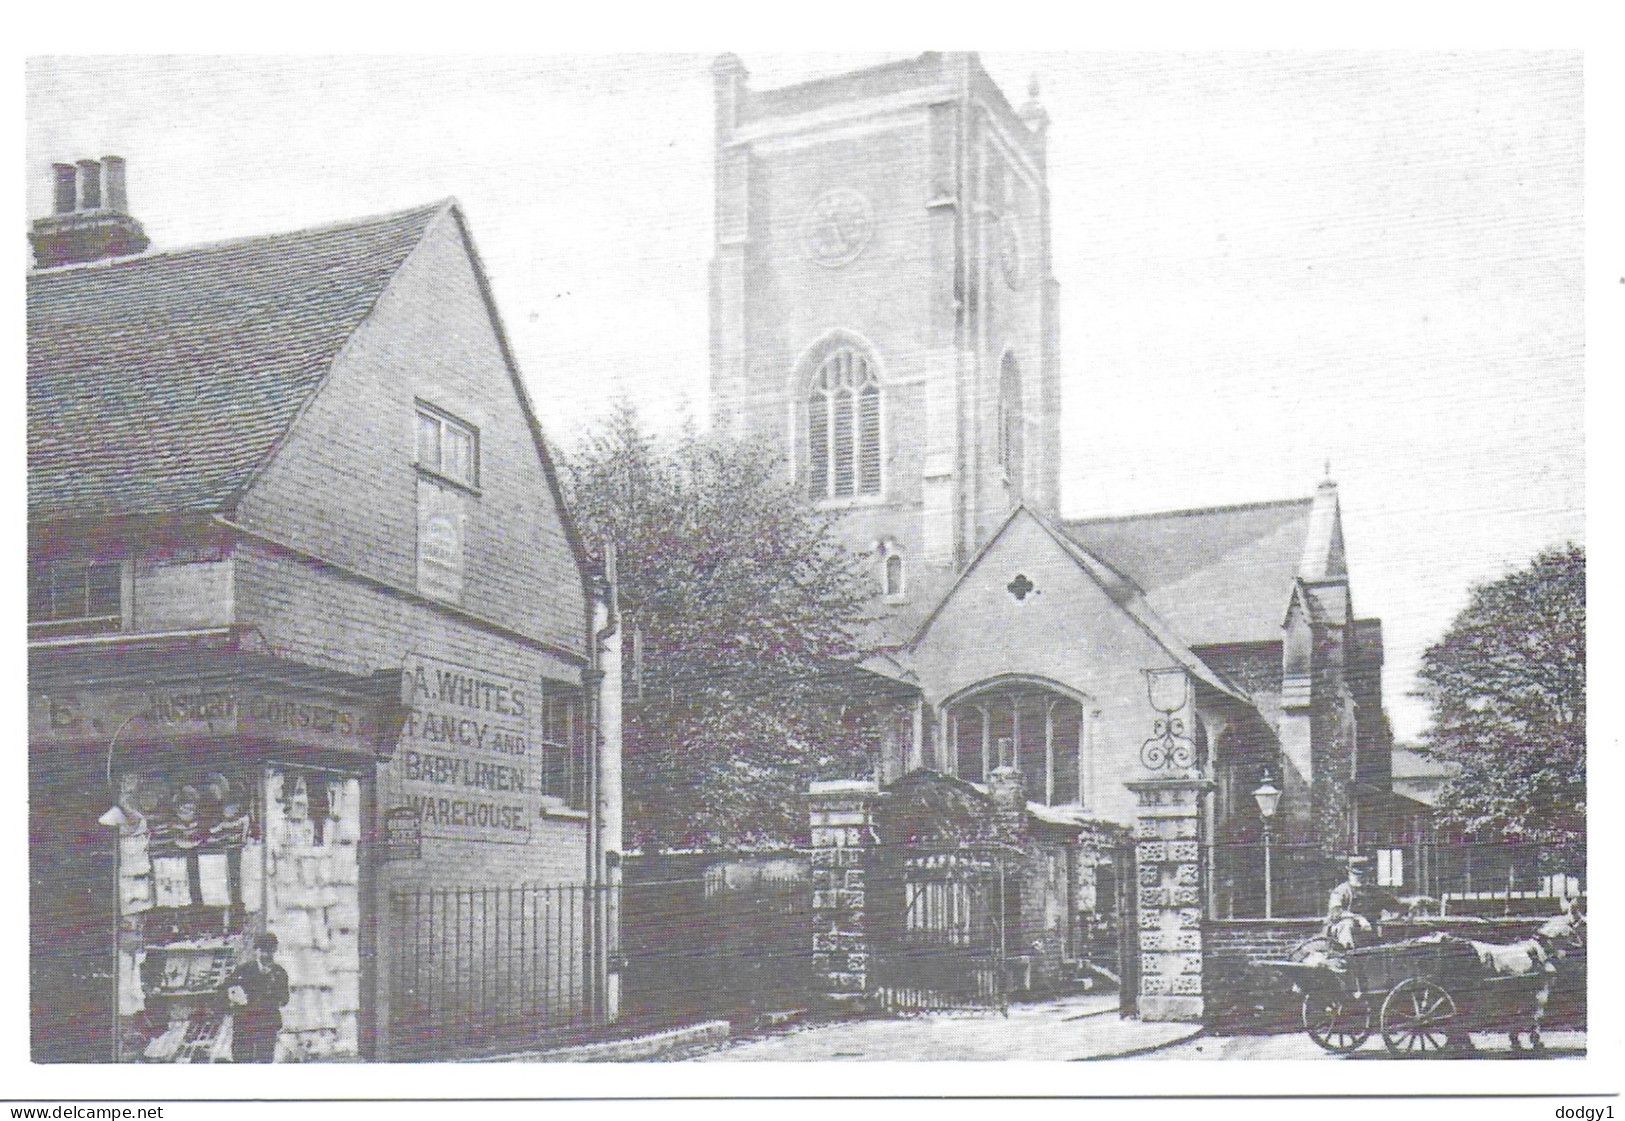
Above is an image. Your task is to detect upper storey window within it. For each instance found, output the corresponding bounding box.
[807,346,880,501]
[416,403,480,490]
[29,559,123,635]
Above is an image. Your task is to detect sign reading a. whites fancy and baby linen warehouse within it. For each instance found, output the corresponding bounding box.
[398,654,537,844]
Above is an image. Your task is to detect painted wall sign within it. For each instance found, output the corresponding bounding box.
[29,686,378,756]
[397,654,537,845]
[416,479,465,603]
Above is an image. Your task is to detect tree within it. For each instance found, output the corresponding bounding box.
[560,402,882,849]
[1415,544,1585,843]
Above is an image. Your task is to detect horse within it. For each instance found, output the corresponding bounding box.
[1456,897,1586,1053]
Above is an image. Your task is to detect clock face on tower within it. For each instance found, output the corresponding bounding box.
[803,188,875,268]
[1000,215,1026,290]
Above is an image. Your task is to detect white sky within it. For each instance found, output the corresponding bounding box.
[25,52,1585,742]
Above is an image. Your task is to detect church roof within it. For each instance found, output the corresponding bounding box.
[1060,495,1322,646]
[912,504,1250,704]
[28,201,447,521]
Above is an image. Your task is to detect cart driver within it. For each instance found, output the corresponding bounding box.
[1326,857,1378,942]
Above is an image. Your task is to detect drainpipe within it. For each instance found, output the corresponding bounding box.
[583,541,621,1025]
[597,543,622,1022]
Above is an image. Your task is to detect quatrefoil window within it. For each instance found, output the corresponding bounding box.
[1007,574,1035,602]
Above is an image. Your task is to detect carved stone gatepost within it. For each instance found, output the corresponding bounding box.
[1126,777,1213,1022]
[808,779,880,1008]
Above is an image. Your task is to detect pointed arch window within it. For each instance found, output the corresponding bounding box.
[808,346,881,500]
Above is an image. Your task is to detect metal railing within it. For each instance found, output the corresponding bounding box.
[619,854,810,1028]
[389,883,612,1058]
[1205,839,1586,920]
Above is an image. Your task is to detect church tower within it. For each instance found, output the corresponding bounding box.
[709,53,1060,618]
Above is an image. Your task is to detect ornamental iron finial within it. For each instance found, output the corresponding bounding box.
[1140,667,1200,772]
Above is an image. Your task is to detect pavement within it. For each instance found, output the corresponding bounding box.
[1145,1029,1587,1061]
[679,994,1586,1062]
[687,993,1202,1061]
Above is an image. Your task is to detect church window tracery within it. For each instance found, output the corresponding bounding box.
[942,678,1090,807]
[807,345,882,500]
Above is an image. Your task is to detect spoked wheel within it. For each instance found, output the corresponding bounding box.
[1380,978,1460,1055]
[1302,990,1372,1054]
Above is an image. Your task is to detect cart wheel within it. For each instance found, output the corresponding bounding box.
[1288,935,1337,962]
[1302,990,1372,1053]
[1380,978,1459,1055]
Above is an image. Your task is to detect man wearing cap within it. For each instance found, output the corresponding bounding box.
[225,932,291,1063]
[1325,857,1403,949]
[1326,860,1370,948]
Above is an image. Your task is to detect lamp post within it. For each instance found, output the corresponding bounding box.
[1252,772,1281,919]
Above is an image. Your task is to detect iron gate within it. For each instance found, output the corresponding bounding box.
[1113,838,1140,1016]
[870,846,1010,1012]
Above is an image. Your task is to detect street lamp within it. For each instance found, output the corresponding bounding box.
[1252,772,1282,919]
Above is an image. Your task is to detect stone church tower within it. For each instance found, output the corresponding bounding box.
[709,53,1060,618]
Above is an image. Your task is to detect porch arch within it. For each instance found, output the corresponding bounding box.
[938,675,1097,807]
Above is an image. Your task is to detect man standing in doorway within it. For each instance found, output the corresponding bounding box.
[226,932,290,1063]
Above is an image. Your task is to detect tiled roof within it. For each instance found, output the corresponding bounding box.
[1060,497,1316,646]
[28,202,447,521]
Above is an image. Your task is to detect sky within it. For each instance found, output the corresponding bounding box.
[24,52,1585,742]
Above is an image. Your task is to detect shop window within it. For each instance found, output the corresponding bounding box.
[541,691,588,811]
[111,766,365,1063]
[29,558,123,635]
[416,403,479,490]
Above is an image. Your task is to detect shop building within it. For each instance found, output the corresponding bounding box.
[27,159,621,1062]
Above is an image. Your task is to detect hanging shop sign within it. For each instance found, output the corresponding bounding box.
[396,654,539,845]
[382,806,423,861]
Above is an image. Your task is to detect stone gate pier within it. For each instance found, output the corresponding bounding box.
[1127,776,1213,1022]
[807,779,880,1008]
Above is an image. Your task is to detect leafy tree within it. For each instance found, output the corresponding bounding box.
[560,402,882,849]
[1416,544,1585,842]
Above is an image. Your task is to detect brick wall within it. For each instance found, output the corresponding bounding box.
[233,542,589,889]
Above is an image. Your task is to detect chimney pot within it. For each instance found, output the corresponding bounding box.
[103,155,129,213]
[76,159,102,210]
[52,163,76,214]
[31,156,149,268]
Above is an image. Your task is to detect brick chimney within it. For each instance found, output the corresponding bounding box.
[30,156,150,268]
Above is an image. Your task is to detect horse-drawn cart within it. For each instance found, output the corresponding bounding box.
[1269,935,1549,1056]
